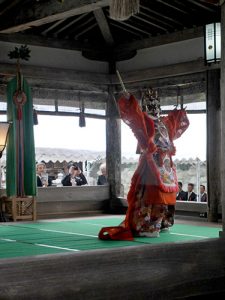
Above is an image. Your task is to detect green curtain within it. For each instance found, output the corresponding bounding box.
[6,76,36,197]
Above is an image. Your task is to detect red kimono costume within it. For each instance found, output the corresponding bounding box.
[99,95,189,240]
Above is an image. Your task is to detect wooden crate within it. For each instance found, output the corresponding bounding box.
[2,197,36,221]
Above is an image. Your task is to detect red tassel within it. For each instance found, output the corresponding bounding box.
[17,106,22,120]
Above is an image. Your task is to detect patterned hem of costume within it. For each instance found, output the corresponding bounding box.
[138,231,160,238]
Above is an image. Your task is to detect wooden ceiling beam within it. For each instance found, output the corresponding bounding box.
[0,62,110,86]
[94,8,114,45]
[0,0,110,33]
[116,26,204,53]
[112,60,219,84]
[0,32,102,52]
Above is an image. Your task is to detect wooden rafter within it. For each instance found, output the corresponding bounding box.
[110,22,143,38]
[115,20,150,37]
[139,5,183,26]
[139,11,175,29]
[65,15,95,38]
[53,13,89,37]
[0,0,110,33]
[94,8,114,45]
[42,18,66,36]
[187,0,216,12]
[156,0,190,15]
[132,15,168,32]
[75,23,98,39]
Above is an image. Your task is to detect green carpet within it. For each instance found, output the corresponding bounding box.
[0,217,221,259]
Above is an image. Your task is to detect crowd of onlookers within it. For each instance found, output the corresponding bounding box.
[176,182,207,202]
[36,162,107,187]
[36,162,208,204]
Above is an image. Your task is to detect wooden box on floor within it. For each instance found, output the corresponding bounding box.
[2,197,36,221]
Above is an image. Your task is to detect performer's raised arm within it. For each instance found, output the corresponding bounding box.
[162,108,189,141]
[118,94,155,152]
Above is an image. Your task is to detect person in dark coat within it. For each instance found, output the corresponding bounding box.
[176,181,187,200]
[62,165,87,186]
[200,185,207,202]
[36,162,52,187]
[185,183,197,201]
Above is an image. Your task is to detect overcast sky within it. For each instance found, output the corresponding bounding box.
[32,113,206,161]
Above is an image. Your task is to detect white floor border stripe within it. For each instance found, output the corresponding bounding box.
[35,243,80,252]
[0,238,80,252]
[170,232,208,238]
[40,228,98,238]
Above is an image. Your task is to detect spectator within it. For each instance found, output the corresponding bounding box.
[97,163,108,185]
[176,181,187,200]
[62,165,87,186]
[185,183,197,201]
[36,162,52,187]
[200,185,207,202]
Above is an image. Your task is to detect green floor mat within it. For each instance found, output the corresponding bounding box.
[0,217,221,259]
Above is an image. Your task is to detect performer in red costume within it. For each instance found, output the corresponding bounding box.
[99,89,189,240]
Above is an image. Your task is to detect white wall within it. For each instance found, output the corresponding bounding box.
[117,37,204,72]
[0,41,109,73]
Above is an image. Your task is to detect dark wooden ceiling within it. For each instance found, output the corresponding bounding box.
[0,0,220,61]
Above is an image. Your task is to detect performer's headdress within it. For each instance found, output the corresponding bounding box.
[142,88,161,118]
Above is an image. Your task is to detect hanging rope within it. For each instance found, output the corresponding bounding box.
[109,0,140,21]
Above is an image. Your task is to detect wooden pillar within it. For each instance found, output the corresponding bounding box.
[106,86,121,210]
[220,1,225,236]
[207,69,221,222]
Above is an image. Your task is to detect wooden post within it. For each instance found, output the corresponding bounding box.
[106,86,121,210]
[220,2,225,237]
[206,69,221,222]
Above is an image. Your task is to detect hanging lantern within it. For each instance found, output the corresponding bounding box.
[204,23,221,64]
[109,0,140,21]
